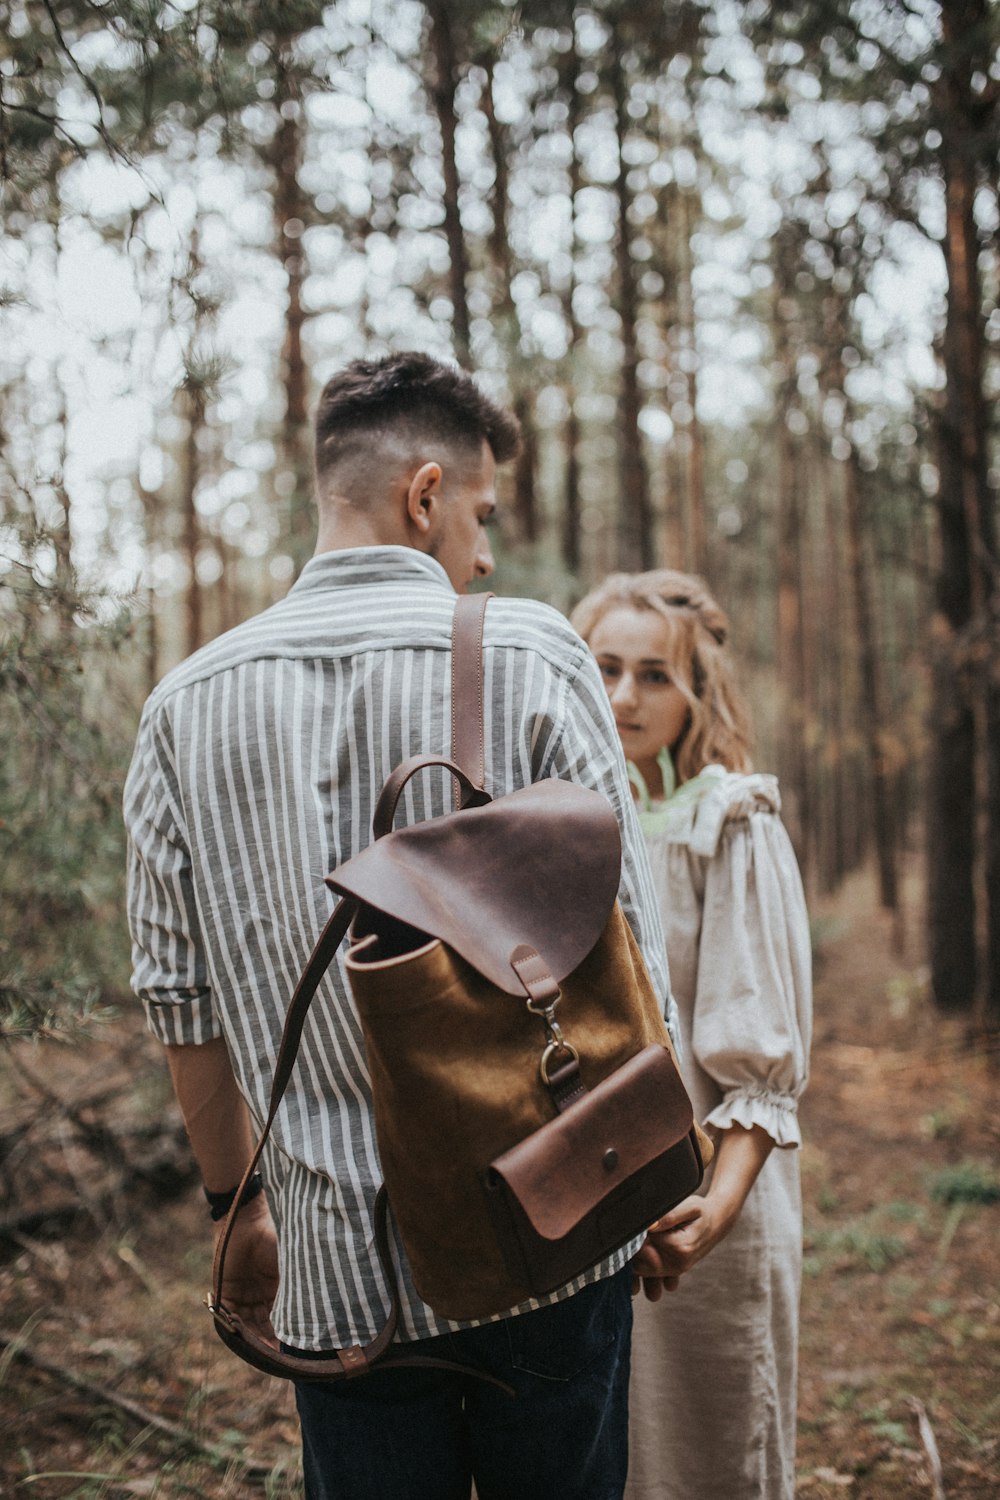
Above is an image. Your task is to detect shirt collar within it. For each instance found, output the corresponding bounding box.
[288,545,456,596]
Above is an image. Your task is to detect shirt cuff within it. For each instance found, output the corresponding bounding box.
[142,990,221,1046]
[704,1085,802,1149]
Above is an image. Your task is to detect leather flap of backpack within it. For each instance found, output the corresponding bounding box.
[326,778,621,995]
[487,1046,695,1240]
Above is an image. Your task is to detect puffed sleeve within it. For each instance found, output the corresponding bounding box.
[691,807,812,1148]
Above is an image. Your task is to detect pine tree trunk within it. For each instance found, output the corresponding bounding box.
[512,392,538,544]
[843,445,899,915]
[146,583,159,697]
[181,381,204,660]
[652,182,684,568]
[559,39,584,576]
[426,0,471,368]
[927,0,993,1012]
[820,446,849,890]
[181,229,204,661]
[677,187,707,578]
[482,61,536,542]
[138,477,160,693]
[49,206,74,638]
[609,33,653,572]
[987,659,1000,1026]
[270,72,312,571]
[771,266,811,879]
[53,413,74,638]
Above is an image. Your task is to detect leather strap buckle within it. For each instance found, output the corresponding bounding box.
[539,1038,580,1086]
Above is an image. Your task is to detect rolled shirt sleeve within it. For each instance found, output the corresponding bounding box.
[692,810,812,1148]
[124,702,220,1046]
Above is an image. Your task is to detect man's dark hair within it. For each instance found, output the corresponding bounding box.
[314,352,521,501]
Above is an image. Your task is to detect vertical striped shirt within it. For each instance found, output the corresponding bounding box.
[125,546,673,1349]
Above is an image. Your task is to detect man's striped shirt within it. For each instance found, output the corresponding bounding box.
[124,546,673,1349]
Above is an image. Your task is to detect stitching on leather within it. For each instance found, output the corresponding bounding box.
[557,1082,586,1107]
[511,950,547,982]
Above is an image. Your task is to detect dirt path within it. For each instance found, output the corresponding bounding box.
[796,868,1000,1497]
[1,865,997,1497]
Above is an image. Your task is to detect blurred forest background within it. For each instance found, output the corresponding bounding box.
[2,0,998,1037]
[1,2,999,1493]
[3,0,999,1052]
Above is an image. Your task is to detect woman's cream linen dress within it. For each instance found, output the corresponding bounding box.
[626,767,812,1500]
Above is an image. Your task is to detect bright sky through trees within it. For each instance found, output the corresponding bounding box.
[0,0,954,595]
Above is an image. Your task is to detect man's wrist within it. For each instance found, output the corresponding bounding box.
[204,1172,265,1222]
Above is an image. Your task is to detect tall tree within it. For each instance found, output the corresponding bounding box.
[607,18,654,571]
[556,23,586,575]
[270,52,312,568]
[771,227,813,879]
[675,180,708,578]
[424,0,473,367]
[177,230,216,660]
[480,55,538,541]
[929,0,998,1016]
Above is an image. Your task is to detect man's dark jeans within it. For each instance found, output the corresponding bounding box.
[289,1268,633,1500]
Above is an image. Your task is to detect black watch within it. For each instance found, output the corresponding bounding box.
[204,1171,265,1222]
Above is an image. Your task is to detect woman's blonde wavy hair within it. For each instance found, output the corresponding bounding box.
[571,569,753,785]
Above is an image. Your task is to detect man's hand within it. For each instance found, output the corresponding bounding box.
[165,1037,279,1345]
[214,1193,280,1348]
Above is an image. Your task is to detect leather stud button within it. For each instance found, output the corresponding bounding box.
[602,1148,619,1172]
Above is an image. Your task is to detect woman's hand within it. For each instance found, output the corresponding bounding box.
[631,1191,737,1296]
[630,1122,775,1301]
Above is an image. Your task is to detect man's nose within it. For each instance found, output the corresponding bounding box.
[475,536,495,578]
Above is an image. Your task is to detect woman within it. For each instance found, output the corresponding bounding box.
[572,570,812,1500]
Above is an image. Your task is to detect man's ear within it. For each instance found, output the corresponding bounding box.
[405,461,444,536]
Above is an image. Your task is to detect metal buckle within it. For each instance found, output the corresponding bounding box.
[540,1038,580,1085]
[205,1293,238,1333]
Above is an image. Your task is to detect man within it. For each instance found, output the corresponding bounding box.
[125,352,675,1500]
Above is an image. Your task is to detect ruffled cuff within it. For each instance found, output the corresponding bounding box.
[142,989,221,1047]
[704,1086,802,1149]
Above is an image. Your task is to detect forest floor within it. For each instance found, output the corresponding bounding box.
[1,863,998,1498]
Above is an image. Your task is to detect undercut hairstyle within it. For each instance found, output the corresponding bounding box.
[314,352,521,504]
[572,569,753,785]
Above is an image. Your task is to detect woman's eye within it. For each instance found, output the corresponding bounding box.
[644,670,671,686]
[598,662,619,682]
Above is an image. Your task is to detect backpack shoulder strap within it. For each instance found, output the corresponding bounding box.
[450,592,492,792]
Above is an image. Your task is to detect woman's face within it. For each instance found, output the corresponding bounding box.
[588,608,690,776]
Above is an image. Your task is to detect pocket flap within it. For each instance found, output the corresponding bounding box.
[486,1045,696,1241]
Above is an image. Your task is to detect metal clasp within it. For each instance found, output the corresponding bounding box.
[522,979,578,1085]
[524,986,561,1019]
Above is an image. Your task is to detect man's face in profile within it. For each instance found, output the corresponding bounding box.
[429,439,498,593]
